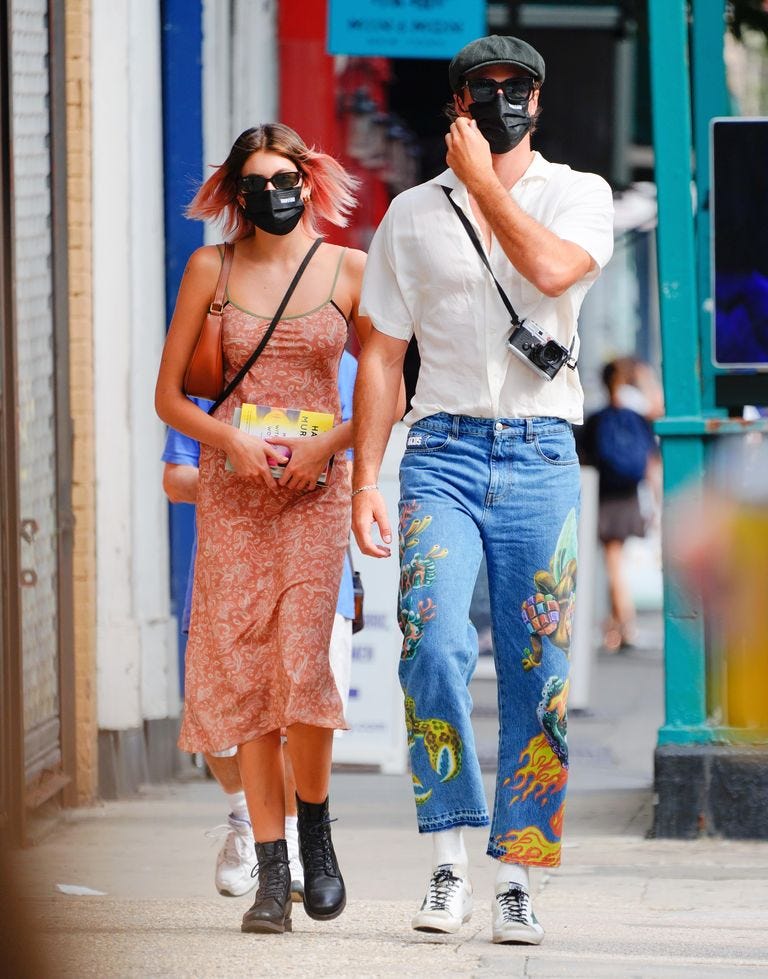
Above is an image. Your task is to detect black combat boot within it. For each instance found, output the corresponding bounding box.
[241,839,292,934]
[296,795,346,921]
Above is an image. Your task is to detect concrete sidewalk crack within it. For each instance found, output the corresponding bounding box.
[454,923,484,951]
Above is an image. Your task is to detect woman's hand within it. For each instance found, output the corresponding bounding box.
[226,429,289,491]
[267,435,334,491]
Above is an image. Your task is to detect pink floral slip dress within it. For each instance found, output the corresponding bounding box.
[178,249,351,753]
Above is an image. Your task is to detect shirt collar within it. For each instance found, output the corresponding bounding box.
[429,151,552,195]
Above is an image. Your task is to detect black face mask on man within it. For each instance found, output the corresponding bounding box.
[468,92,532,154]
[242,187,305,236]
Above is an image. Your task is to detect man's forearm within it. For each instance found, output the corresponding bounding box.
[353,345,404,488]
[471,178,591,297]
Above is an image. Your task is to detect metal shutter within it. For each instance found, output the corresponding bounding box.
[11,0,61,787]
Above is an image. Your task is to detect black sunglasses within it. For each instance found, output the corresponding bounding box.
[465,76,534,104]
[239,170,302,194]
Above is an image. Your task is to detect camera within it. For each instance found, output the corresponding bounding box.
[507,319,574,382]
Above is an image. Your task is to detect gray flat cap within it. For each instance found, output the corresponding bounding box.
[448,35,545,91]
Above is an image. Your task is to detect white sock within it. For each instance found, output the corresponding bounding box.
[494,860,530,891]
[225,789,250,824]
[431,827,467,872]
[285,815,300,864]
[284,815,298,843]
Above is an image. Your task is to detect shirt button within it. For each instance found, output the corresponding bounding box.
[495,422,503,432]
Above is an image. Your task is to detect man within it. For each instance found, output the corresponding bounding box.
[352,35,613,945]
[163,351,358,900]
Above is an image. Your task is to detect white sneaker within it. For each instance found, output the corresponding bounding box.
[411,864,473,934]
[286,830,304,903]
[492,883,544,945]
[208,815,257,897]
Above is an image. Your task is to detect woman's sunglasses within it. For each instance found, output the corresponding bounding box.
[465,77,534,104]
[239,171,303,194]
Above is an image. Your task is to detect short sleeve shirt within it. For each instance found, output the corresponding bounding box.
[359,153,614,425]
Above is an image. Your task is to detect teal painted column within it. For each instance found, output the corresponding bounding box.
[691,0,730,411]
[648,0,711,743]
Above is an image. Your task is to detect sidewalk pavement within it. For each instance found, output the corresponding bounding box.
[10,613,768,977]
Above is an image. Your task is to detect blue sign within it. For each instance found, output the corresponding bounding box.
[328,0,485,60]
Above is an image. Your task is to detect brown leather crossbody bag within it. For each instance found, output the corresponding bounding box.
[183,243,235,401]
[183,239,322,415]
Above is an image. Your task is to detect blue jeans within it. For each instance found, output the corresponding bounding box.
[397,414,580,867]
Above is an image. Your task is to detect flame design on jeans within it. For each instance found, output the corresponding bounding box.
[494,825,561,867]
[505,733,567,805]
[549,801,566,838]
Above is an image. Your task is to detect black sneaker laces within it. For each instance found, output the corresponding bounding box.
[425,866,461,911]
[302,817,339,876]
[497,885,531,925]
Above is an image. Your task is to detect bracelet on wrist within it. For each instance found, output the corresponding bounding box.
[351,483,379,498]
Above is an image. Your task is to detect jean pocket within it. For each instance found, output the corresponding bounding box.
[404,427,452,454]
[534,430,579,466]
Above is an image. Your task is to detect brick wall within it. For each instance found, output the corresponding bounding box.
[65,0,97,804]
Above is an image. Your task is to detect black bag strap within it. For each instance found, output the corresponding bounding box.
[441,185,577,366]
[441,185,521,327]
[208,237,323,414]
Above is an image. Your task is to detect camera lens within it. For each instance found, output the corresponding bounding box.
[533,340,564,368]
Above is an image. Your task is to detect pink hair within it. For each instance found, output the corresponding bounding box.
[186,123,359,240]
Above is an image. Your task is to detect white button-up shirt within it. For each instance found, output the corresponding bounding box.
[360,152,614,425]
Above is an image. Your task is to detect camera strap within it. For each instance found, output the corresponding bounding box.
[441,185,577,366]
[442,185,521,326]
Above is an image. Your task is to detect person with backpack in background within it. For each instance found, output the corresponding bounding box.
[580,357,663,651]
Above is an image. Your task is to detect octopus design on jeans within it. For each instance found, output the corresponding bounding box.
[399,598,437,660]
[398,502,448,661]
[400,544,449,595]
[405,695,463,783]
[399,504,432,553]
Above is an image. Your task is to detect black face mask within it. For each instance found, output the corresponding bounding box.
[242,187,305,236]
[468,92,532,154]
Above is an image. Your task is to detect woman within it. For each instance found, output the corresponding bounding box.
[155,124,372,935]
[580,358,662,651]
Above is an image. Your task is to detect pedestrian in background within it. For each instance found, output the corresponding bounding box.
[352,35,613,945]
[156,123,374,936]
[580,357,663,650]
[161,347,358,904]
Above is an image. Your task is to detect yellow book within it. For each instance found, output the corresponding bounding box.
[227,403,335,484]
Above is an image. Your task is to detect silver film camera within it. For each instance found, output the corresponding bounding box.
[507,320,574,382]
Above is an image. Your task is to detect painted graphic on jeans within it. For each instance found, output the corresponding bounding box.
[398,502,448,661]
[411,773,433,806]
[505,677,568,805]
[405,695,463,785]
[537,675,569,766]
[520,508,578,671]
[497,676,569,866]
[493,824,562,867]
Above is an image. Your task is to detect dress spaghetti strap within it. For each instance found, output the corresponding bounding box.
[327,247,348,303]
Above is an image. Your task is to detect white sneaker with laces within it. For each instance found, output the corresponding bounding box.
[208,814,257,897]
[411,864,473,934]
[492,882,544,945]
[286,831,304,903]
